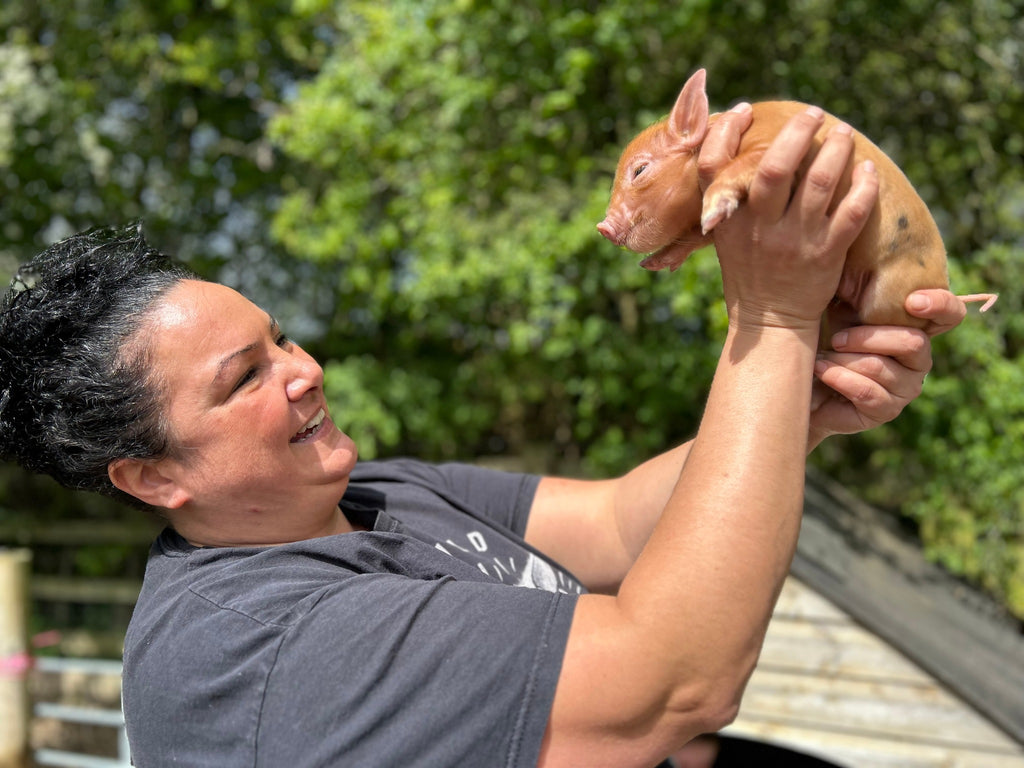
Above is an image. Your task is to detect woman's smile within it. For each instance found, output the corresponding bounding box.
[292,408,328,443]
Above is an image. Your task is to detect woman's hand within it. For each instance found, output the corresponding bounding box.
[697,106,967,446]
[808,288,967,447]
[705,107,880,335]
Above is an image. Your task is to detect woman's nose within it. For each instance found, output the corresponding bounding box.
[284,347,323,402]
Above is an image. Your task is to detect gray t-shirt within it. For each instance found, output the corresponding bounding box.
[122,459,582,767]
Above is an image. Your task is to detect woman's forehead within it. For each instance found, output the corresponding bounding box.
[151,280,259,329]
[142,281,267,376]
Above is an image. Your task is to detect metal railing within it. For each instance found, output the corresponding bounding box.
[32,657,129,768]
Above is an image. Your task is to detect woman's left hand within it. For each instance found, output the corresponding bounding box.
[808,288,967,447]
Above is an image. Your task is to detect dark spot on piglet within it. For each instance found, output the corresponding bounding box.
[897,215,909,230]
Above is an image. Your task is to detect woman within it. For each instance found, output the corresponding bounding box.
[0,108,965,767]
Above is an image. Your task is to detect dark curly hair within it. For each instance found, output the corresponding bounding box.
[0,223,198,509]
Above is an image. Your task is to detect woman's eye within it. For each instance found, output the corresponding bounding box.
[228,328,289,395]
[232,368,257,393]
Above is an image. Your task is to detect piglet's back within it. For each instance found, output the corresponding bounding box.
[721,100,949,329]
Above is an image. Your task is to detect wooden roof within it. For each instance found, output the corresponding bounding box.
[724,469,1024,766]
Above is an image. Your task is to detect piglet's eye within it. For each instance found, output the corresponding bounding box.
[633,163,648,178]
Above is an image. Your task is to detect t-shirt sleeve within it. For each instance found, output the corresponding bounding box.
[256,566,576,768]
[431,461,541,535]
[359,458,542,536]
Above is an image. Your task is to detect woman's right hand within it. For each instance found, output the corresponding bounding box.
[701,108,880,336]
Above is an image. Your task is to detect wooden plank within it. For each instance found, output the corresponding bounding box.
[740,668,1018,750]
[0,520,160,547]
[756,617,938,685]
[745,665,949,710]
[29,577,142,605]
[772,577,853,623]
[0,549,31,768]
[727,576,1024,767]
[796,470,1024,745]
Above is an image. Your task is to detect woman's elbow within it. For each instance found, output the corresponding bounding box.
[664,672,748,737]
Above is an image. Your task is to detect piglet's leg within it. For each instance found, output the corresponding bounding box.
[701,151,766,234]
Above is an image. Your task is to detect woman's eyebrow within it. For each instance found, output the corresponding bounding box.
[212,314,278,384]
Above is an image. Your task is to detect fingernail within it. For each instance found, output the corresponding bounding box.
[907,294,930,312]
[862,159,876,174]
[833,122,853,135]
[805,106,825,120]
[814,358,829,377]
[831,331,848,349]
[730,101,752,114]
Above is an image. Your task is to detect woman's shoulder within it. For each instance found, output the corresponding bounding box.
[138,522,494,628]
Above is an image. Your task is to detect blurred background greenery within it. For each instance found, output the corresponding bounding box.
[1,0,1021,646]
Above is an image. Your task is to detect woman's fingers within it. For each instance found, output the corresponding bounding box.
[745,106,825,221]
[790,123,854,221]
[829,324,932,372]
[817,351,923,403]
[823,154,879,255]
[810,324,934,439]
[904,289,968,337]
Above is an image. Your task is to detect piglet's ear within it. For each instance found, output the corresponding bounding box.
[668,68,710,149]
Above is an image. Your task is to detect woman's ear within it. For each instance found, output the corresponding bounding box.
[108,458,191,510]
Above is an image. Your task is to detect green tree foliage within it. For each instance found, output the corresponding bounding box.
[0,0,336,308]
[268,0,730,464]
[2,0,1022,615]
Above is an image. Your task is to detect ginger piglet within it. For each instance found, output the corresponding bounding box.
[597,69,997,343]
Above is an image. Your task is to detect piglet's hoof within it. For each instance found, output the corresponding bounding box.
[701,192,740,234]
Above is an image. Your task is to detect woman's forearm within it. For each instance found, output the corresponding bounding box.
[616,324,817,689]
[546,323,820,765]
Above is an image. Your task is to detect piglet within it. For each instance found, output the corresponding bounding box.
[598,69,997,335]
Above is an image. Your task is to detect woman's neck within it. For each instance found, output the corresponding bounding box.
[170,503,363,548]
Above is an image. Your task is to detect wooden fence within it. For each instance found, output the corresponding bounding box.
[0,548,135,768]
[0,518,156,658]
[0,548,31,768]
[0,516,153,766]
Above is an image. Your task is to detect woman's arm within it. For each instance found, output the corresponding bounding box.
[534,109,875,767]
[526,289,965,592]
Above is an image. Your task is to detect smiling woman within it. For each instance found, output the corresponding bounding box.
[0,110,967,768]
[106,278,361,547]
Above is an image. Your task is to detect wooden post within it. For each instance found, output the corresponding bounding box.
[0,548,31,768]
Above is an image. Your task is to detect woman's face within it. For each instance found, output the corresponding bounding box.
[140,280,358,524]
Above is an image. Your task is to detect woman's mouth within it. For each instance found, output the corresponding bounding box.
[291,408,327,443]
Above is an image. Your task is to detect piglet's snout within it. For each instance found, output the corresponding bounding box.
[597,218,626,246]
